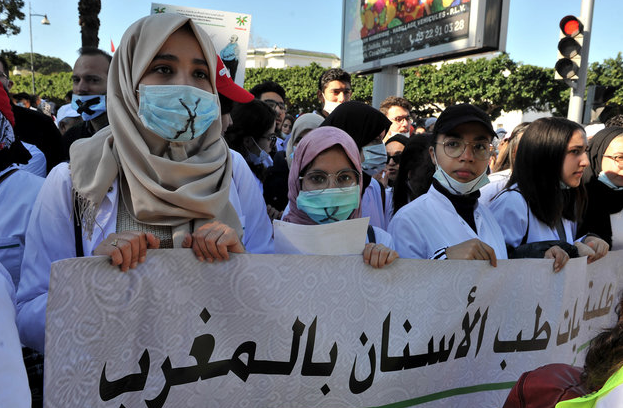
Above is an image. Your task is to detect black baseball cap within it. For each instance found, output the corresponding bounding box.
[433,104,497,139]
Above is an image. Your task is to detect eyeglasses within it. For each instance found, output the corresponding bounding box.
[260,133,278,145]
[604,155,623,167]
[386,153,402,164]
[263,99,286,111]
[299,169,360,192]
[390,115,412,123]
[437,138,494,161]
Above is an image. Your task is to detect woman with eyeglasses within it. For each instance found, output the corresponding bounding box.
[388,104,507,264]
[283,126,398,268]
[577,126,623,250]
[489,117,609,272]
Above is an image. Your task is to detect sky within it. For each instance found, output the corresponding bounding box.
[0,0,622,71]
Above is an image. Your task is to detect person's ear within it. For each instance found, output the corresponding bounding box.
[429,146,436,165]
[317,89,324,104]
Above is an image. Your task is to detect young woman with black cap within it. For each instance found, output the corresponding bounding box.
[388,103,506,264]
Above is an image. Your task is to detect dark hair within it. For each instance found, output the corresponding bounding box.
[506,117,587,227]
[379,96,412,116]
[78,47,112,64]
[249,81,286,101]
[392,133,435,215]
[13,92,30,102]
[283,114,295,125]
[318,68,351,92]
[218,93,234,115]
[605,114,623,128]
[491,122,530,173]
[582,293,623,392]
[0,56,9,75]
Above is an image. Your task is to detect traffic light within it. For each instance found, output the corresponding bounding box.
[555,16,583,80]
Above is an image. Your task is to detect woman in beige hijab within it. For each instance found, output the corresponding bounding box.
[16,13,273,354]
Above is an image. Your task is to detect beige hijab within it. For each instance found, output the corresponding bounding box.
[70,13,242,245]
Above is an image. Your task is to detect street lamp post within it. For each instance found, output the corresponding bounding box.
[28,1,50,94]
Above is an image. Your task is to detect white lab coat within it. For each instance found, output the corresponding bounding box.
[388,185,508,259]
[0,263,31,408]
[488,186,578,248]
[17,150,274,353]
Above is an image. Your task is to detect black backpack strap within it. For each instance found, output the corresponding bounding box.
[74,197,84,257]
[0,168,18,184]
[367,225,376,244]
[379,183,386,214]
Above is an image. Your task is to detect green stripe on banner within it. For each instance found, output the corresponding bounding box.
[369,381,517,408]
[0,244,19,249]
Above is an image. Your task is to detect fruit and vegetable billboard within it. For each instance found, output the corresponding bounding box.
[341,0,509,74]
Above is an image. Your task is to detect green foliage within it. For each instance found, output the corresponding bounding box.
[402,53,569,120]
[588,52,623,106]
[10,72,72,105]
[16,53,72,74]
[0,0,25,36]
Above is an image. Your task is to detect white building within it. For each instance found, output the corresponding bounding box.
[246,46,341,69]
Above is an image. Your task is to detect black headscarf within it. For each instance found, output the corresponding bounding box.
[578,126,623,246]
[320,101,391,190]
[320,101,391,149]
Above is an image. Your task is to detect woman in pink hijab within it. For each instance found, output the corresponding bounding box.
[283,126,398,268]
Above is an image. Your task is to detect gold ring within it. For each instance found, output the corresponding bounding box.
[111,239,118,247]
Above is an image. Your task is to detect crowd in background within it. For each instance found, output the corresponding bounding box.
[1,12,623,408]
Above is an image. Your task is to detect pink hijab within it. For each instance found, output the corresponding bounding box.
[283,126,363,225]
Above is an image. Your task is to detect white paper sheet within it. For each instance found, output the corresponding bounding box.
[273,217,369,255]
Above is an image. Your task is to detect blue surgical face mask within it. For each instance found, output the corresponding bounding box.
[362,143,387,176]
[296,185,360,224]
[247,138,274,168]
[71,94,107,121]
[137,84,219,141]
[598,171,623,191]
[432,151,489,195]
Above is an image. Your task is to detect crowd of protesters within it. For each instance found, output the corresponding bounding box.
[1,12,623,408]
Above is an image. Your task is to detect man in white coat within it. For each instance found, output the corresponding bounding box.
[388,104,507,264]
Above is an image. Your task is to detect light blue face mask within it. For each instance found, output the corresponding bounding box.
[71,94,107,121]
[598,171,623,191]
[432,151,489,195]
[137,84,219,141]
[296,185,360,224]
[362,143,387,176]
[247,138,274,168]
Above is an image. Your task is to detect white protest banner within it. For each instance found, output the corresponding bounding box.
[150,3,251,85]
[45,251,623,407]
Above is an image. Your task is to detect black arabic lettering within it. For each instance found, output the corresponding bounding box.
[455,307,489,359]
[301,317,338,376]
[494,304,551,352]
[99,349,150,401]
[380,312,404,372]
[349,333,376,394]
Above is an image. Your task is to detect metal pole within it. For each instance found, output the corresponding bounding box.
[29,2,35,94]
[567,0,595,124]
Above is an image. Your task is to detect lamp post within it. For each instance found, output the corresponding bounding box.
[28,1,50,94]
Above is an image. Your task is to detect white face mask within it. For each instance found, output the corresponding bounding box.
[323,100,341,115]
[432,151,489,195]
[598,171,623,191]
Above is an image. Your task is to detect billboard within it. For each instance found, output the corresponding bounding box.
[342,0,509,74]
[151,3,251,85]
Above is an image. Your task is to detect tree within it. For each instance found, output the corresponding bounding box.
[0,0,25,36]
[16,53,72,74]
[402,53,569,120]
[0,49,27,69]
[78,0,101,48]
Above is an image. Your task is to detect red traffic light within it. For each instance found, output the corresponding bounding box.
[559,15,583,37]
